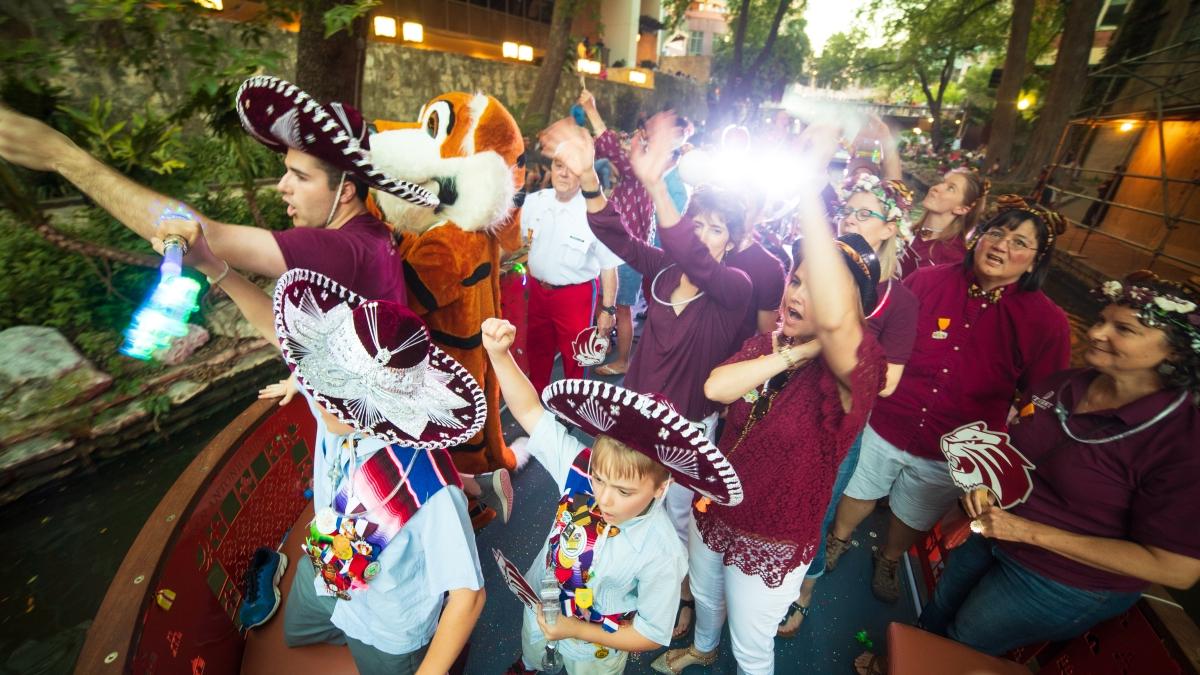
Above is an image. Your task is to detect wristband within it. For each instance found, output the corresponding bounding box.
[581,187,603,199]
[599,305,616,316]
[206,261,231,286]
[779,348,797,370]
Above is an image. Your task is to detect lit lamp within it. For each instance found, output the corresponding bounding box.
[1017,96,1032,111]
[577,59,600,74]
[503,41,519,58]
[1119,120,1135,132]
[194,0,223,9]
[518,44,533,61]
[374,16,397,38]
[913,127,922,135]
[628,70,647,84]
[402,21,423,42]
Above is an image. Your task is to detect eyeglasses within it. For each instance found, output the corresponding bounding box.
[837,206,888,223]
[980,228,1037,252]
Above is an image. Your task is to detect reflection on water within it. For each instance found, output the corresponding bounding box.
[0,394,257,675]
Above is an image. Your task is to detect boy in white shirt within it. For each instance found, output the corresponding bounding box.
[482,318,743,674]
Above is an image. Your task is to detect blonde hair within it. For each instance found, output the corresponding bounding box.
[879,235,900,280]
[591,435,670,487]
[916,168,989,242]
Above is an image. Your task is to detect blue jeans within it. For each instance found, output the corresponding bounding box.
[806,430,864,579]
[918,534,1141,656]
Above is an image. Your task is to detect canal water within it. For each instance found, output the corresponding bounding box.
[0,392,261,674]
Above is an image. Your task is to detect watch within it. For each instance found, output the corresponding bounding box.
[581,186,603,199]
[599,305,616,316]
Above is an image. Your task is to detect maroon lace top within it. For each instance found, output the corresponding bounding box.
[695,333,885,587]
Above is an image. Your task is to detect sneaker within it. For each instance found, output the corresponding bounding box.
[871,549,900,603]
[239,546,287,629]
[477,468,514,524]
[504,657,538,675]
[824,532,852,573]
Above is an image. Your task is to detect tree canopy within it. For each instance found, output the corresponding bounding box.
[712,0,811,114]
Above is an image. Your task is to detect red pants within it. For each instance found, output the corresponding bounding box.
[526,277,597,395]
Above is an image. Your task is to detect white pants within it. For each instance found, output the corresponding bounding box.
[664,412,720,545]
[688,518,808,675]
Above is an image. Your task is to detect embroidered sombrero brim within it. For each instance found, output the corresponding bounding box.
[236,75,439,209]
[273,269,486,450]
[542,379,743,506]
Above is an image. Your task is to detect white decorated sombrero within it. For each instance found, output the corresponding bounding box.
[273,268,486,449]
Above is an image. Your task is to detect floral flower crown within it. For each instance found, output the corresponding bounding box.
[1094,275,1200,354]
[838,174,915,247]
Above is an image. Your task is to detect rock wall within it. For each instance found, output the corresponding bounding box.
[0,316,285,507]
[363,42,708,130]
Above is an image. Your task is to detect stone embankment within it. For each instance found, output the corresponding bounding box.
[0,303,284,507]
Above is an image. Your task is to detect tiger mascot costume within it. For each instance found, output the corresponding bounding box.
[369,93,526,493]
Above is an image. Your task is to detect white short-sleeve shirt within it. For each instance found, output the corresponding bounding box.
[521,412,688,663]
[523,188,623,286]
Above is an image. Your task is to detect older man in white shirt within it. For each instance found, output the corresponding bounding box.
[522,155,621,393]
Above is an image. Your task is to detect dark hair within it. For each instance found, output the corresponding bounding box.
[963,209,1057,292]
[685,187,747,247]
[315,158,369,201]
[1106,271,1200,392]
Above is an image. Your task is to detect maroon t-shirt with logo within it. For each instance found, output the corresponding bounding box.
[998,369,1200,592]
[273,213,407,305]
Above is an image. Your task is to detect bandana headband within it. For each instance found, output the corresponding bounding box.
[989,194,1068,260]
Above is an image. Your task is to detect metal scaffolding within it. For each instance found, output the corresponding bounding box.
[1037,36,1200,282]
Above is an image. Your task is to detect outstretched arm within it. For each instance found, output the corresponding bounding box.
[794,125,866,395]
[0,106,286,277]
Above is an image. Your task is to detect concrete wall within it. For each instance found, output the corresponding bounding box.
[363,41,708,131]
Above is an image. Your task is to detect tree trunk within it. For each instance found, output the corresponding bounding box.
[1012,0,1104,182]
[986,0,1035,173]
[740,0,793,94]
[526,0,582,131]
[294,0,368,108]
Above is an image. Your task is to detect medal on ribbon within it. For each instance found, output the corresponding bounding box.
[932,317,950,340]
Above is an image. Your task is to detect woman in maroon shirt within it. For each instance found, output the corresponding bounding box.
[899,168,989,278]
[652,126,887,675]
[778,172,921,637]
[539,114,752,570]
[830,196,1072,605]
[911,271,1200,660]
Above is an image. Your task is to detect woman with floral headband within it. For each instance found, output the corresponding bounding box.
[899,168,990,277]
[829,195,1072,606]
[845,272,1200,673]
[777,172,922,637]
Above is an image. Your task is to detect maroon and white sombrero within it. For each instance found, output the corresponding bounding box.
[542,379,743,506]
[236,75,439,208]
[273,268,486,449]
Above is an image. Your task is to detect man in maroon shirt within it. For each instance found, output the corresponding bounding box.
[0,76,433,305]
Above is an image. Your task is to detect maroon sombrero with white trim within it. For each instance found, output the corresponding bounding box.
[542,379,743,506]
[236,75,439,208]
[273,268,486,449]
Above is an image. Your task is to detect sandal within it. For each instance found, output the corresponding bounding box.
[594,363,627,376]
[776,601,810,639]
[852,651,887,675]
[672,598,695,639]
[650,645,718,674]
[871,549,901,603]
